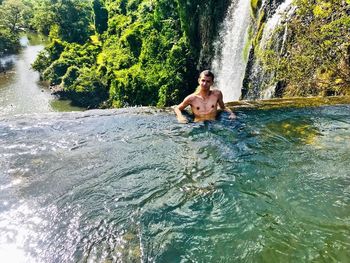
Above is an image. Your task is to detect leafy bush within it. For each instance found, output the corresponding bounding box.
[0,29,20,54]
[63,66,109,107]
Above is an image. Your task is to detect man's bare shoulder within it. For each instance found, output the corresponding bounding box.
[210,89,223,97]
[178,93,196,109]
[184,93,198,102]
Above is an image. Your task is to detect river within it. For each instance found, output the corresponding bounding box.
[0,104,349,262]
[0,34,84,117]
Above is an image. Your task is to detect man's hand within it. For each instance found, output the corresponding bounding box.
[228,112,236,119]
[174,106,189,124]
[223,108,236,120]
[177,116,189,124]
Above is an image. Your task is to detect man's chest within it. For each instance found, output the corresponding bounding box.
[191,97,218,112]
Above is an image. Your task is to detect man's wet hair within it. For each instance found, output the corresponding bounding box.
[199,70,214,81]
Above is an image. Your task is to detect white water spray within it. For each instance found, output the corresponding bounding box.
[211,0,251,102]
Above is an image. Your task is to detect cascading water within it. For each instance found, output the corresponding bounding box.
[259,0,295,99]
[259,0,295,51]
[211,0,251,102]
[212,0,297,101]
[246,0,295,100]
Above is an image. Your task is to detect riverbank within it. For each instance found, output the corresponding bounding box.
[0,34,85,117]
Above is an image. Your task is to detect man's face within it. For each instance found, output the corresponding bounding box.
[198,75,213,89]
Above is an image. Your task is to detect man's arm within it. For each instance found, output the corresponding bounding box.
[174,96,192,123]
[217,91,236,119]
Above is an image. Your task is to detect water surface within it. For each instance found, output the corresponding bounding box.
[0,105,349,262]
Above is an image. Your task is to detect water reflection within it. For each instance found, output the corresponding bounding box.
[0,106,350,262]
[0,200,44,263]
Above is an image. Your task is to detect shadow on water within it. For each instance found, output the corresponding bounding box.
[0,105,350,262]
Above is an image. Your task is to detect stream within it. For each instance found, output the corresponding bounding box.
[0,33,84,117]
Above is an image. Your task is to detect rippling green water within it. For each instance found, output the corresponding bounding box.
[0,105,349,262]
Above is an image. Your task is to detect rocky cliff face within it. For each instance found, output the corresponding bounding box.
[243,0,291,99]
[242,0,350,99]
[177,0,231,69]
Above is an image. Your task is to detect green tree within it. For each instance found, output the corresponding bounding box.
[93,0,108,34]
[0,0,27,33]
[0,28,20,54]
[102,0,195,107]
[32,38,66,74]
[29,0,56,34]
[52,0,93,44]
[29,0,93,43]
[0,0,28,54]
[62,65,109,107]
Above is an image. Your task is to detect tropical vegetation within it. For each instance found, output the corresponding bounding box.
[1,0,349,107]
[30,0,200,108]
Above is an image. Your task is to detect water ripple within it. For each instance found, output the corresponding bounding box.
[0,106,350,262]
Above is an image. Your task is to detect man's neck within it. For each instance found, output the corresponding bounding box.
[198,87,211,98]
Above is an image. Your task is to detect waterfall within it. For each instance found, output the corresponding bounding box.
[211,0,251,102]
[259,0,295,51]
[256,0,295,99]
[240,0,295,100]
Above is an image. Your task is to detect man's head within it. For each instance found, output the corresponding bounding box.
[199,70,214,81]
[198,70,214,90]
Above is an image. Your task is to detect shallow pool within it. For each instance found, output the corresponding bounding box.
[0,105,349,262]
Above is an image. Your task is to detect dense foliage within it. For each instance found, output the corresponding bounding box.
[259,0,350,97]
[29,0,199,107]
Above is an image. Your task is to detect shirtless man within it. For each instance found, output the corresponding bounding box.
[174,70,236,123]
